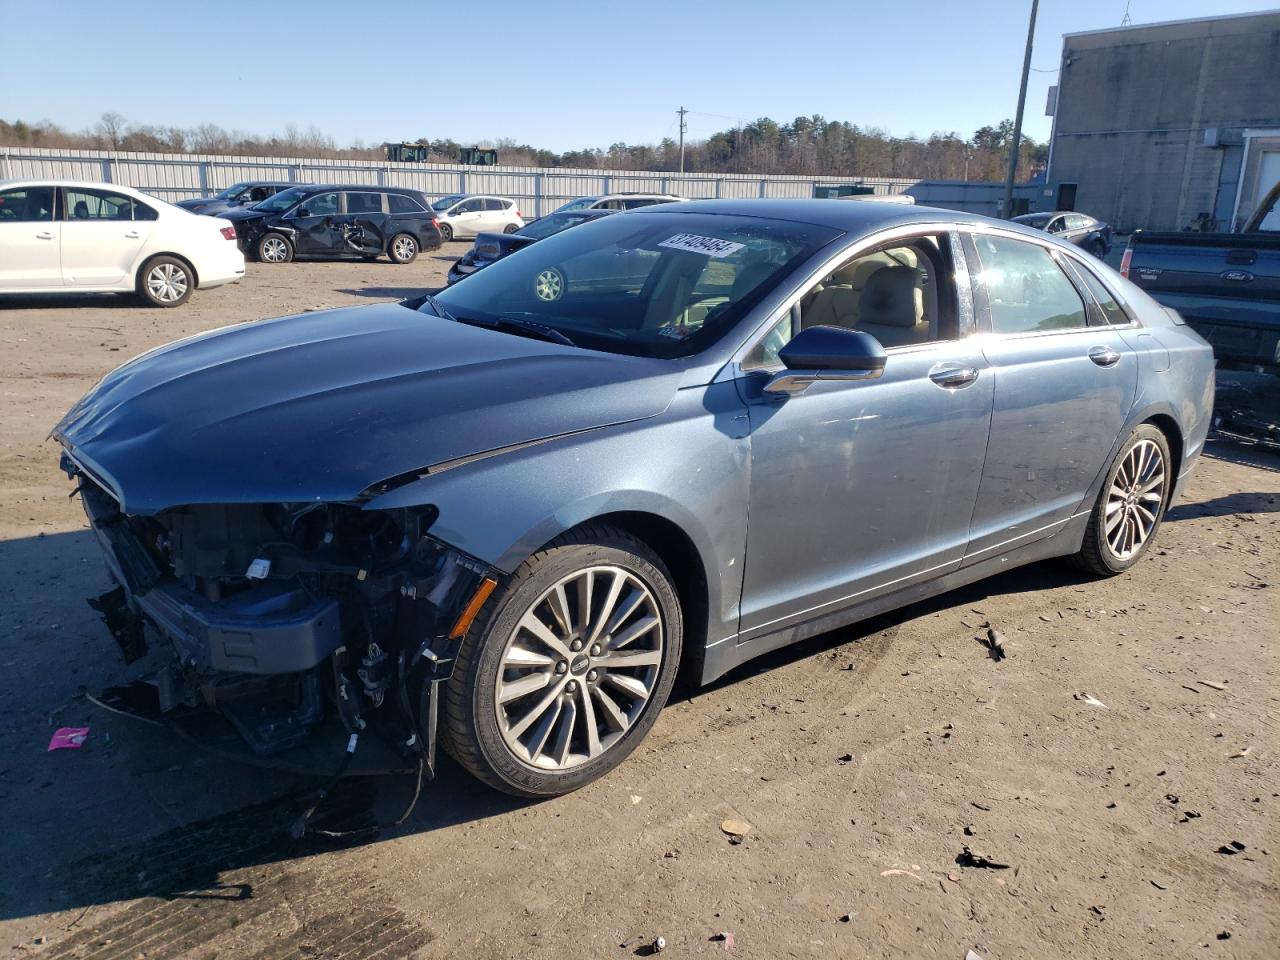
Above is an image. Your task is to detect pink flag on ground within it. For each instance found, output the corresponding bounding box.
[48,727,90,751]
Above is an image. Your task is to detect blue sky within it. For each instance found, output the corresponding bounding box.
[2,0,1275,151]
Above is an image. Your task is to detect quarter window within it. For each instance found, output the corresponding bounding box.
[971,234,1088,334]
[1068,259,1131,326]
[0,186,54,222]
[389,194,425,214]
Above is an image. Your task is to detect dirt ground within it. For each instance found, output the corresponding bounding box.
[1,249,1277,959]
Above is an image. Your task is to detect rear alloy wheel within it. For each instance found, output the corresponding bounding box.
[389,233,419,264]
[137,256,192,307]
[257,233,293,264]
[442,524,682,797]
[503,223,520,234]
[1072,424,1170,575]
[439,223,453,242]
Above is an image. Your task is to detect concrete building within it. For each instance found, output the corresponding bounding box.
[1045,9,1280,232]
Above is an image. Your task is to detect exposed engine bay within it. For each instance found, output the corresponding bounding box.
[64,452,496,772]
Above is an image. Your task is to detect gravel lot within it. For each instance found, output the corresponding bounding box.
[1,249,1277,959]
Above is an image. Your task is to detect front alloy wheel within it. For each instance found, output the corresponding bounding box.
[257,233,292,263]
[443,524,682,797]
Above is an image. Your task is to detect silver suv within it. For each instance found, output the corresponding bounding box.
[431,194,524,241]
[554,193,687,213]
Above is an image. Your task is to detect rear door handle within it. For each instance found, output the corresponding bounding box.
[929,364,980,389]
[1088,346,1121,367]
[36,231,55,240]
[124,230,141,239]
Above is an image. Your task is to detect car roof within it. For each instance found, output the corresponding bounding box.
[625,197,1001,231]
[290,183,424,193]
[587,192,684,200]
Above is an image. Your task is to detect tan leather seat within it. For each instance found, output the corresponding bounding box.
[855,266,929,347]
[804,249,918,330]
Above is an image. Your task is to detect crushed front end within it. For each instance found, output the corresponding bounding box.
[63,452,496,770]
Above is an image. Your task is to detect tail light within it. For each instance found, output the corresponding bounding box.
[516,208,523,219]
[431,217,441,230]
[219,224,237,241]
[1119,246,1132,279]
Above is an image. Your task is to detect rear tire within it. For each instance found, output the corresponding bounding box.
[388,233,419,264]
[1072,424,1171,576]
[439,223,453,242]
[136,256,193,307]
[442,523,682,798]
[257,233,293,264]
[503,223,520,234]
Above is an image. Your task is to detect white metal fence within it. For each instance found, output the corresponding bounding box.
[0,147,1045,218]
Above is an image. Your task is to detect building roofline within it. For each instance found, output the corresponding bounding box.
[1063,7,1280,40]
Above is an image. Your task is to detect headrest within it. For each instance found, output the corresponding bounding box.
[859,266,924,329]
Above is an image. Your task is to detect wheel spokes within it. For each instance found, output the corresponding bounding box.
[495,564,664,771]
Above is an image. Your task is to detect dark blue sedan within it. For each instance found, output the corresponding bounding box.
[55,200,1214,797]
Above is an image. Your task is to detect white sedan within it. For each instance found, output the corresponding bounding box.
[0,180,245,307]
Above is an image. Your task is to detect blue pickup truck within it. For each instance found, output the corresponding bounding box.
[1122,181,1280,446]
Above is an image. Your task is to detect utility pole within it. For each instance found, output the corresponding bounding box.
[677,105,688,175]
[1002,0,1039,219]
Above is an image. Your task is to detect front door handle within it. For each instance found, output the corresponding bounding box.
[1088,346,1121,367]
[929,364,980,389]
[36,231,55,240]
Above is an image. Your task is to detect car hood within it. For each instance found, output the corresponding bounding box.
[220,206,270,222]
[54,302,683,514]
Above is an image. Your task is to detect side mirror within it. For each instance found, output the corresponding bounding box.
[765,326,887,396]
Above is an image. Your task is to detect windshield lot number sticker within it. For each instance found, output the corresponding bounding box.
[659,233,744,258]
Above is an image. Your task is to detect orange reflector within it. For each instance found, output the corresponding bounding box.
[449,577,498,639]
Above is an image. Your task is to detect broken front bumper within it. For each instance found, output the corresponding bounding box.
[67,454,497,767]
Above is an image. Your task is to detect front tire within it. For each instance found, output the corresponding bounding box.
[137,256,193,307]
[1072,424,1171,575]
[442,524,682,798]
[388,233,418,264]
[257,233,293,264]
[1088,238,1108,259]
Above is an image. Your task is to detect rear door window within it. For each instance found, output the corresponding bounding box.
[64,188,138,221]
[345,192,383,214]
[0,186,54,222]
[971,233,1088,334]
[482,198,506,211]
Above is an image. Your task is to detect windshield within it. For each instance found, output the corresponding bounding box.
[432,194,466,211]
[554,197,597,212]
[252,186,308,212]
[428,211,842,358]
[1013,214,1052,229]
[214,182,251,201]
[516,212,603,240]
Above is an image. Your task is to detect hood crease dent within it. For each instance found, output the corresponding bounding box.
[54,303,681,514]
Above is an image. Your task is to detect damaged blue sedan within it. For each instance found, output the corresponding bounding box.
[55,200,1215,797]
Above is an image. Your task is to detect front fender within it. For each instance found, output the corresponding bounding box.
[363,381,751,647]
